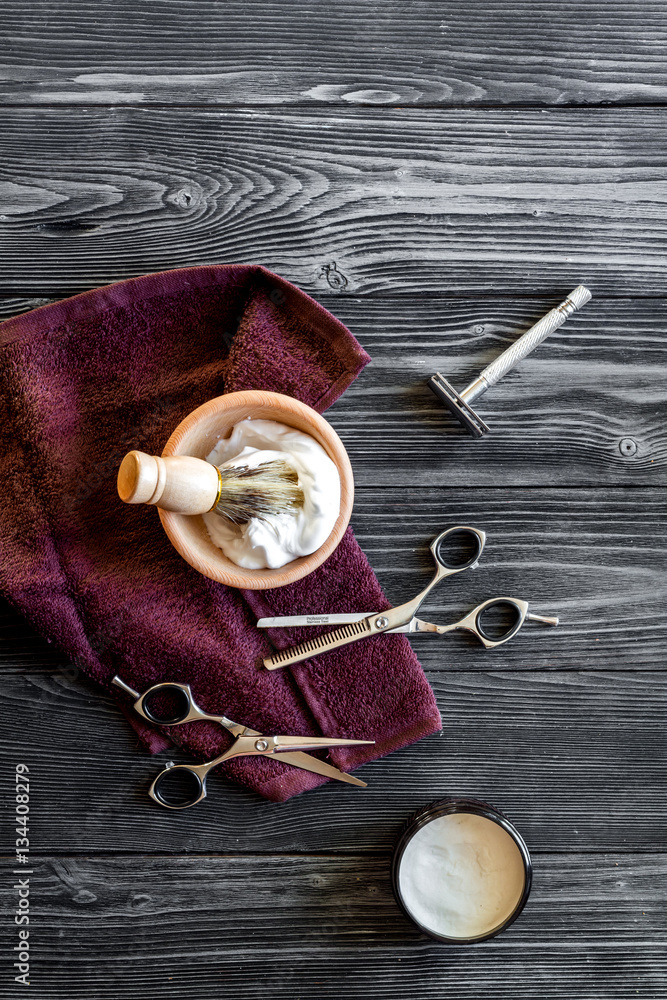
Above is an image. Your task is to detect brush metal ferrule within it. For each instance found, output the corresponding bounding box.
[209,466,224,513]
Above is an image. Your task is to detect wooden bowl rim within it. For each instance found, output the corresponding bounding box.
[158,390,353,589]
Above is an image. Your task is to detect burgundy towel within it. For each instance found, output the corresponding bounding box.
[0,265,441,802]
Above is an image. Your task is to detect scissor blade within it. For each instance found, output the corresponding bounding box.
[263,615,376,669]
[257,613,372,628]
[274,735,375,751]
[281,751,368,787]
[257,616,418,635]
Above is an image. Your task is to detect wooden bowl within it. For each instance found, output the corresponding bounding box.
[158,391,353,589]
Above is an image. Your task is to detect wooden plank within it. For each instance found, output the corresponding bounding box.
[0,854,664,999]
[328,296,667,486]
[0,296,54,320]
[3,108,667,295]
[2,487,664,673]
[1,667,665,854]
[2,293,665,484]
[1,1,667,107]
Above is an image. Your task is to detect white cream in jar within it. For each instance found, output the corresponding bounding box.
[203,418,340,570]
[395,808,528,941]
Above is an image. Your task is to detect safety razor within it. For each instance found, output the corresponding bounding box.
[428,285,592,437]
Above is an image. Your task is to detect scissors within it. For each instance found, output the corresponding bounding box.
[258,526,559,671]
[112,675,374,808]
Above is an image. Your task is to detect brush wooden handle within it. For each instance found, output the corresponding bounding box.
[117,450,219,515]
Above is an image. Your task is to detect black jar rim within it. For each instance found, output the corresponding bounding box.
[391,796,533,944]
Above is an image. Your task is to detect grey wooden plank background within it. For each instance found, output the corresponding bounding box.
[2,108,667,296]
[1,0,667,107]
[0,854,665,999]
[1,3,666,999]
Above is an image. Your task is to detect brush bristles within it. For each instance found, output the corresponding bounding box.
[214,459,304,525]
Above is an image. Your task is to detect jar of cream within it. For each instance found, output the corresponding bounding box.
[392,798,532,944]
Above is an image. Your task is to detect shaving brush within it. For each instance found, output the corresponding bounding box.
[117,450,304,524]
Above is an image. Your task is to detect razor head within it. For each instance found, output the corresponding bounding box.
[428,373,490,438]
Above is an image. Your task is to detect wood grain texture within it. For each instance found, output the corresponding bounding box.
[328,296,667,485]
[0,853,664,999]
[1,7,666,994]
[0,295,54,319]
[2,1,667,107]
[3,293,665,485]
[3,108,667,295]
[1,664,665,854]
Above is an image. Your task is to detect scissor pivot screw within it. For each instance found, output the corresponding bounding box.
[254,739,269,752]
[375,617,389,629]
[428,285,592,437]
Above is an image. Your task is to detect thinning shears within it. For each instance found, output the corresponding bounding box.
[112,675,374,808]
[258,526,559,671]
